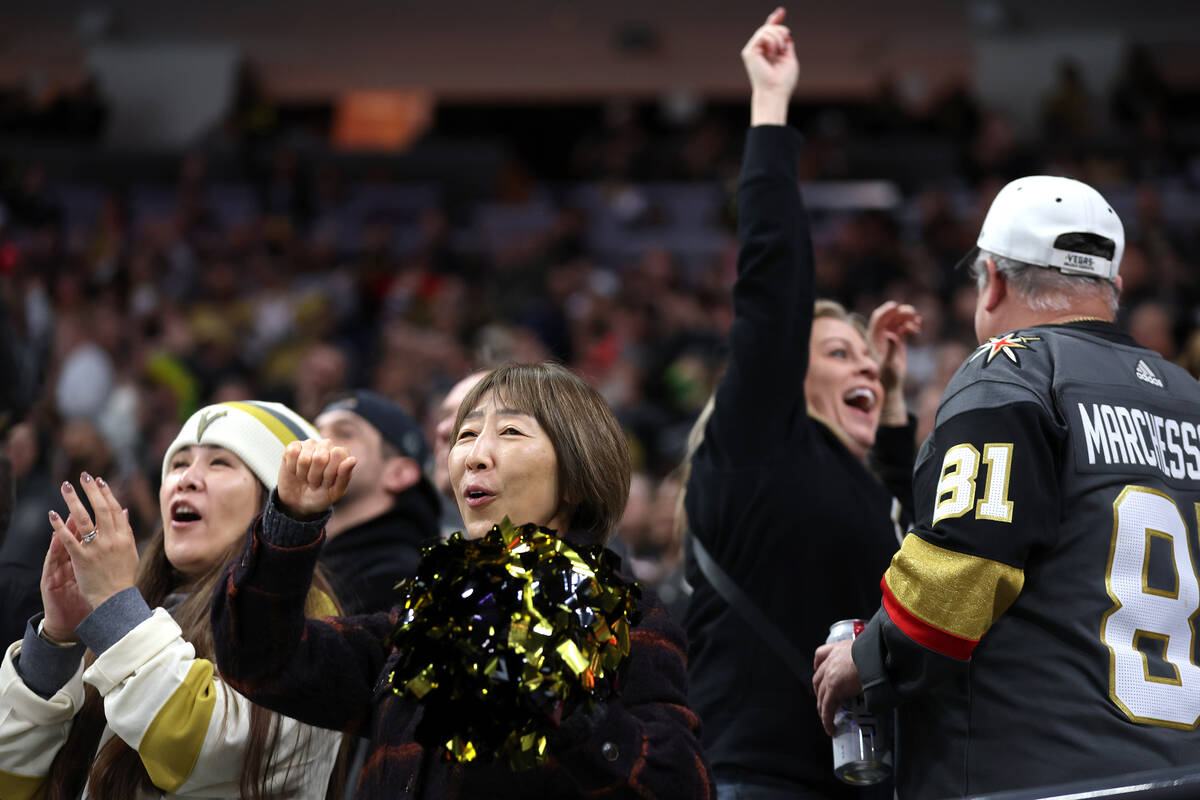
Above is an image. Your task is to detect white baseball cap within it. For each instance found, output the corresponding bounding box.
[966,175,1125,282]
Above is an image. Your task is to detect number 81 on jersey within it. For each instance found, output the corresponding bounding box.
[932,443,1015,526]
[933,442,1200,728]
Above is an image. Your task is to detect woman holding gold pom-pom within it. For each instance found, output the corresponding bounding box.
[211,362,714,799]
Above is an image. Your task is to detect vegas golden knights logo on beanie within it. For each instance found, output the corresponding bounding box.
[196,408,228,442]
[162,401,319,492]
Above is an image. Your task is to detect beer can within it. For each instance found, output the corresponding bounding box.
[826,619,892,785]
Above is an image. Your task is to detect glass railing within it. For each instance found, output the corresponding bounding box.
[966,764,1200,800]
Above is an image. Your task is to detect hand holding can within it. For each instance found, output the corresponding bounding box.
[825,619,892,785]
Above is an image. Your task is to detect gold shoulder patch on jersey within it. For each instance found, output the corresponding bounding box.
[969,334,1042,367]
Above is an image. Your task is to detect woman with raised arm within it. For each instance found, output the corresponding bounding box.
[0,401,344,800]
[680,8,920,800]
[211,362,713,799]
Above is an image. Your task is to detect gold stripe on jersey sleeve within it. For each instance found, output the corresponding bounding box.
[886,534,1024,641]
[138,659,218,791]
[0,769,47,800]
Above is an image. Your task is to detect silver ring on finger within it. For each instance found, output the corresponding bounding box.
[81,530,99,544]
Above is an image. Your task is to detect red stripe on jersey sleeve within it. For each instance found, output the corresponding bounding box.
[882,576,978,661]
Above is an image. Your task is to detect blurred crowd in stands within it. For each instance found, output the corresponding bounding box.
[1,47,1198,616]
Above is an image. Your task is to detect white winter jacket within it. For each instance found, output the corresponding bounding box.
[0,602,340,799]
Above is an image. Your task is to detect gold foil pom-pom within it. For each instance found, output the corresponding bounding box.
[386,518,641,769]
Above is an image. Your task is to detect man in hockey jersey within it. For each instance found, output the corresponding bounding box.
[814,175,1200,797]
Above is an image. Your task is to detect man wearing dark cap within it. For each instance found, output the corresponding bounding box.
[815,176,1200,797]
[315,390,441,616]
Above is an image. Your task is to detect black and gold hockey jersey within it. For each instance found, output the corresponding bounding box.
[853,320,1200,798]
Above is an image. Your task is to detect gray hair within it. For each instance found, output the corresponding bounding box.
[970,250,1119,317]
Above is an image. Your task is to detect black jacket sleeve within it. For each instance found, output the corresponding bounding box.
[700,125,811,477]
[211,496,397,735]
[870,415,918,519]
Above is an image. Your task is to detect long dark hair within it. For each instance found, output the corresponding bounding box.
[45,513,345,799]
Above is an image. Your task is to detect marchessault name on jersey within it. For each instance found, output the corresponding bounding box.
[1076,401,1200,482]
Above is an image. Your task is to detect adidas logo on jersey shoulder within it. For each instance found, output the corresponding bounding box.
[1135,359,1164,388]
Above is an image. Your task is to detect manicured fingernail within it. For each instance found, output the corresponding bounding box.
[81,472,93,483]
[62,482,73,493]
[96,476,106,488]
[49,510,60,520]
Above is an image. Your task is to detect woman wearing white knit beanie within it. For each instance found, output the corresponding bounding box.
[0,400,346,799]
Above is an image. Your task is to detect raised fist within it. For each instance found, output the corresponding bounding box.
[277,439,357,520]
